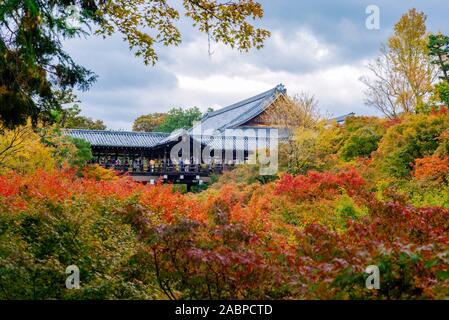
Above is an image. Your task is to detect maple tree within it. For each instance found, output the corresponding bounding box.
[0,0,269,128]
[414,155,449,183]
[1,159,449,299]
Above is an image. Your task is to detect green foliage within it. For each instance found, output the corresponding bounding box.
[156,107,203,133]
[428,33,449,82]
[335,193,367,222]
[38,127,93,171]
[0,184,155,299]
[2,114,449,299]
[69,137,93,170]
[376,113,449,178]
[190,183,210,193]
[405,183,449,209]
[339,127,382,161]
[338,118,385,162]
[281,117,385,173]
[435,82,449,106]
[0,0,269,129]
[0,1,97,128]
[60,105,107,130]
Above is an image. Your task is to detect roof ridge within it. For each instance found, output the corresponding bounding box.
[218,88,284,131]
[65,129,169,135]
[330,112,355,122]
[205,85,280,118]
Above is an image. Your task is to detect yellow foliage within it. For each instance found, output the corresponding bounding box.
[281,121,344,174]
[0,123,55,174]
[82,164,119,181]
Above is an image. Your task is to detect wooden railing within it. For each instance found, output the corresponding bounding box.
[97,163,227,176]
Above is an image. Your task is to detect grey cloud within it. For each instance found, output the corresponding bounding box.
[64,0,449,130]
[262,0,448,62]
[64,35,178,90]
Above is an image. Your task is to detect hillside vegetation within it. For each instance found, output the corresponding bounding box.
[1,110,449,299]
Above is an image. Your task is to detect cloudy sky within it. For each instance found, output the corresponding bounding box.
[64,0,449,130]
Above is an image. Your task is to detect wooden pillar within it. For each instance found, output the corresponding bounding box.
[163,146,167,172]
[140,150,144,172]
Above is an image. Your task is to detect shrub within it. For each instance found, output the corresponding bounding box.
[414,155,449,183]
[339,127,383,161]
[0,170,156,299]
[2,110,449,300]
[275,169,366,202]
[375,113,449,178]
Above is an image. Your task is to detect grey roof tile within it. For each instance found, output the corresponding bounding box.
[193,84,287,134]
[331,112,355,123]
[63,85,352,151]
[65,129,169,148]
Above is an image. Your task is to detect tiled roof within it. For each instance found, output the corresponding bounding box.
[195,128,290,152]
[63,85,353,151]
[202,135,276,152]
[157,128,190,145]
[193,84,287,134]
[65,129,169,148]
[331,112,355,124]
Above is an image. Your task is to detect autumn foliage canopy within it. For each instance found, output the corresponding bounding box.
[2,110,449,301]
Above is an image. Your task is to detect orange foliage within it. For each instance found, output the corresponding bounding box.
[0,173,21,197]
[2,164,449,299]
[0,172,26,209]
[414,155,449,182]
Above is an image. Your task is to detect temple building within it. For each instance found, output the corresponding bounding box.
[65,84,354,187]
